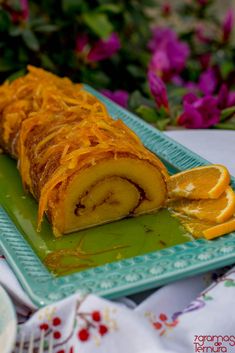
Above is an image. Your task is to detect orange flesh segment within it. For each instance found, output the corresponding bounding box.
[173,212,235,240]
[167,164,230,200]
[169,186,235,223]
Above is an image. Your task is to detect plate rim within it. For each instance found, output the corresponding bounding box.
[0,84,235,307]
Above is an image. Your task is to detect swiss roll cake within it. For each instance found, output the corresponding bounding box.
[0,66,168,236]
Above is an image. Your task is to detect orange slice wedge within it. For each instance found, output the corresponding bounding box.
[173,212,235,240]
[203,217,235,240]
[167,165,230,200]
[169,186,235,223]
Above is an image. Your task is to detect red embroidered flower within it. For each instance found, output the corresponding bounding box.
[99,324,108,336]
[159,313,167,321]
[39,323,49,331]
[53,317,61,326]
[78,328,90,341]
[153,312,178,335]
[92,311,101,322]
[153,322,162,329]
[53,331,61,339]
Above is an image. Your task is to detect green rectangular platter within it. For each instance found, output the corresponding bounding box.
[0,85,235,308]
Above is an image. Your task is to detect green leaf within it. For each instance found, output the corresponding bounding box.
[136,105,159,123]
[62,0,87,12]
[156,118,171,131]
[34,24,59,33]
[0,11,11,32]
[135,105,170,130]
[96,4,122,13]
[220,61,234,80]
[83,12,113,38]
[214,122,235,130]
[127,65,145,79]
[22,29,40,51]
[6,69,26,82]
[40,54,56,71]
[221,106,235,121]
[129,91,143,110]
[9,26,23,37]
[0,58,12,72]
[29,18,48,27]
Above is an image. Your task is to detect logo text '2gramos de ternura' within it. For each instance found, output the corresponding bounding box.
[194,335,235,352]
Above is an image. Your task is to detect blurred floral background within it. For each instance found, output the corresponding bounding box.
[0,0,235,130]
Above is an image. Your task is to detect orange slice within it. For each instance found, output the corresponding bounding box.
[169,186,235,223]
[167,165,230,200]
[203,217,235,240]
[173,212,235,240]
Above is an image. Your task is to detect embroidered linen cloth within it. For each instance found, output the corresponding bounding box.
[0,129,235,353]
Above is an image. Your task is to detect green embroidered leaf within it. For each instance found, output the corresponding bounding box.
[224,280,235,287]
[203,295,213,300]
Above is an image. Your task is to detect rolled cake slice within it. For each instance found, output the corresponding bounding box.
[48,156,167,235]
[0,66,169,236]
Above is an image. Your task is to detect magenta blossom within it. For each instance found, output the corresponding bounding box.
[148,71,169,111]
[87,33,121,62]
[198,53,211,69]
[20,0,29,21]
[195,24,211,44]
[197,0,209,5]
[7,0,29,22]
[178,94,220,129]
[161,2,171,16]
[75,33,89,53]
[198,68,217,95]
[222,9,234,42]
[101,89,129,108]
[75,33,121,63]
[148,27,189,82]
[217,84,235,109]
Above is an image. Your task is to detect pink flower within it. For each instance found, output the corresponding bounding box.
[195,24,211,44]
[87,33,121,62]
[101,89,129,108]
[75,33,121,63]
[148,71,169,111]
[222,9,234,42]
[149,51,171,81]
[75,34,89,53]
[197,0,209,5]
[178,94,220,129]
[5,0,29,22]
[148,27,189,82]
[161,2,171,16]
[198,68,217,95]
[20,0,29,21]
[198,53,211,69]
[217,84,235,109]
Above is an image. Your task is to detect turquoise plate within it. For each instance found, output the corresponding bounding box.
[0,85,235,307]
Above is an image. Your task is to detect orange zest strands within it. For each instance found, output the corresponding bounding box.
[167,165,230,200]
